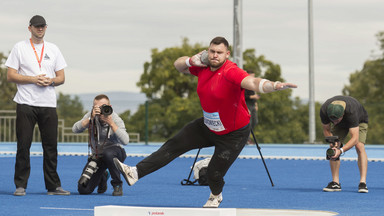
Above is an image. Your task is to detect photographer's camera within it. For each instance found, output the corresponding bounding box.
[100,104,113,115]
[326,148,336,157]
[325,136,341,160]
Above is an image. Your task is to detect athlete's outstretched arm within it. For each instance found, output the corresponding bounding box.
[241,75,297,93]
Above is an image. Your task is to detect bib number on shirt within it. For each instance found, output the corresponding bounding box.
[203,110,225,132]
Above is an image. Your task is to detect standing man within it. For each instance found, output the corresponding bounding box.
[6,15,69,196]
[320,95,369,193]
[114,36,297,207]
[73,94,129,196]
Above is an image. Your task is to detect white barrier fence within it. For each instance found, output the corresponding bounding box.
[0,110,139,143]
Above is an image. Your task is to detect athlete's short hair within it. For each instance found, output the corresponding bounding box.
[210,37,229,49]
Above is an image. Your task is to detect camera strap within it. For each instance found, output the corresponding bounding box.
[88,117,110,159]
[87,118,94,158]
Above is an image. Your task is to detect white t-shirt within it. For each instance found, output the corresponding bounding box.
[5,39,67,107]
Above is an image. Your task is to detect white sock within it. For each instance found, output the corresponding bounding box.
[211,192,222,198]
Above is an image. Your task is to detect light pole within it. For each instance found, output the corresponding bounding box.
[308,0,316,143]
[233,0,243,68]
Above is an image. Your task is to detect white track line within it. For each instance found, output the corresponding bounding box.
[40,207,93,211]
[1,151,384,162]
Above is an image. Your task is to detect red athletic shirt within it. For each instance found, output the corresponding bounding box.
[189,60,250,135]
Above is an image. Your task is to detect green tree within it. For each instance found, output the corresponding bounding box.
[0,52,17,110]
[129,38,204,141]
[137,38,202,101]
[56,92,85,127]
[293,99,324,143]
[342,31,384,144]
[246,53,307,143]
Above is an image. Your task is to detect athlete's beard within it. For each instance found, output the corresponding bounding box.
[209,59,226,70]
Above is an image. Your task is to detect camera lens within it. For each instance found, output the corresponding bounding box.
[326,148,335,157]
[100,105,113,115]
[78,160,98,186]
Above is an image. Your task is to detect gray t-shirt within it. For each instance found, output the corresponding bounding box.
[72,112,129,155]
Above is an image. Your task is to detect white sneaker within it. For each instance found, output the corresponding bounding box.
[14,187,26,196]
[113,158,138,186]
[203,193,223,208]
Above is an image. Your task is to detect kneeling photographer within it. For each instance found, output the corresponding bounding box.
[72,94,129,196]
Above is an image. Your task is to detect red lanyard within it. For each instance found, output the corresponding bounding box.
[29,38,45,70]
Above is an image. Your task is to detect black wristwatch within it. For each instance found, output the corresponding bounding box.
[50,81,55,86]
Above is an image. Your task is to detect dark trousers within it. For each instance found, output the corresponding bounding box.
[246,102,258,130]
[78,146,126,194]
[136,117,250,195]
[14,104,61,190]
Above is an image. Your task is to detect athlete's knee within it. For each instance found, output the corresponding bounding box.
[218,150,232,161]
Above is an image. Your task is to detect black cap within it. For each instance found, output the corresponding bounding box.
[29,15,46,26]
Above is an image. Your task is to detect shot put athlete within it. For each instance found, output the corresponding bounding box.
[114,36,297,207]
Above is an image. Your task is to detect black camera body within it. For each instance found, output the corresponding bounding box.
[100,104,113,115]
[78,155,100,187]
[325,136,340,160]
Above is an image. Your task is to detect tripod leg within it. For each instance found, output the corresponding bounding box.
[181,148,201,185]
[250,130,274,187]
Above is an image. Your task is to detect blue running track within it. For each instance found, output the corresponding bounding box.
[0,143,383,216]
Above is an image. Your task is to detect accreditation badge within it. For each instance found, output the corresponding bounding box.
[203,110,225,132]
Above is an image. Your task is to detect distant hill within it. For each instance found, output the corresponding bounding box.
[73,91,147,114]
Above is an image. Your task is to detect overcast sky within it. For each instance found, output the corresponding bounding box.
[1,0,383,103]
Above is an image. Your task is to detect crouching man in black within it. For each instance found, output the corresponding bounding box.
[72,94,129,196]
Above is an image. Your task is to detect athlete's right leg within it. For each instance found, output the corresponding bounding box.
[136,117,212,178]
